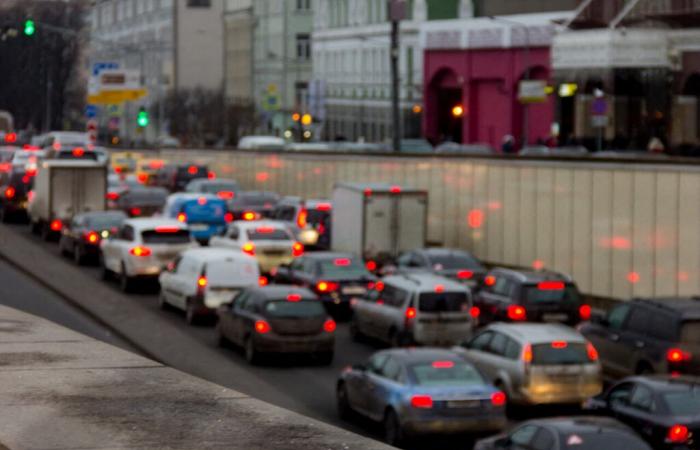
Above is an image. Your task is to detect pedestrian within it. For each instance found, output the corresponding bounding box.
[501,134,515,154]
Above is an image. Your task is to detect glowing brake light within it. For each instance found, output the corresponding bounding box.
[457,270,473,279]
[470,306,481,318]
[50,219,63,231]
[410,395,433,409]
[296,208,308,228]
[129,246,151,257]
[579,304,592,321]
[287,293,301,302]
[390,185,402,194]
[187,165,198,175]
[4,186,15,199]
[242,211,257,221]
[667,348,692,363]
[491,391,507,407]
[334,258,351,267]
[586,342,599,361]
[323,319,337,333]
[551,341,568,349]
[258,276,269,286]
[507,305,527,321]
[315,203,332,211]
[155,226,181,233]
[224,212,234,223]
[177,213,187,223]
[365,260,377,271]
[217,191,235,200]
[432,361,454,369]
[255,320,271,334]
[667,425,689,444]
[106,192,120,201]
[137,173,148,183]
[85,231,100,244]
[292,242,304,257]
[538,281,565,290]
[375,281,385,291]
[484,275,496,286]
[130,207,142,216]
[256,226,275,233]
[5,132,17,143]
[405,307,417,320]
[316,281,338,293]
[197,276,208,288]
[208,171,216,180]
[363,188,372,197]
[197,196,207,206]
[242,242,255,256]
[434,284,445,293]
[522,343,533,363]
[72,147,85,157]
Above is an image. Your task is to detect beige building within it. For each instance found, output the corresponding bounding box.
[224,0,254,104]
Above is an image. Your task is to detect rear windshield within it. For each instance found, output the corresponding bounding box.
[177,166,208,177]
[239,193,279,206]
[182,201,227,218]
[206,261,258,284]
[663,389,700,416]
[418,292,468,313]
[141,230,191,244]
[57,151,97,161]
[307,209,330,225]
[0,151,14,163]
[409,362,485,387]
[318,258,368,278]
[200,182,240,194]
[122,190,168,206]
[562,432,650,449]
[681,321,700,343]
[264,300,325,318]
[430,253,482,270]
[532,343,590,366]
[246,229,291,241]
[523,284,581,304]
[87,215,125,230]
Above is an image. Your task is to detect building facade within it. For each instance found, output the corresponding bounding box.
[224,0,253,104]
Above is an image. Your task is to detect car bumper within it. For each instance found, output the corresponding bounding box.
[518,382,603,405]
[402,416,507,435]
[254,334,334,354]
[256,255,295,274]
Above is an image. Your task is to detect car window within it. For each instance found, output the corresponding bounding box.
[289,258,304,271]
[504,338,521,360]
[510,425,539,446]
[488,332,508,356]
[531,428,556,450]
[680,321,700,344]
[274,205,296,221]
[243,296,258,313]
[380,357,403,383]
[467,331,493,351]
[428,252,482,270]
[119,225,134,241]
[492,277,514,297]
[607,382,635,408]
[648,313,678,341]
[227,226,239,239]
[396,253,412,267]
[531,343,591,366]
[367,354,389,375]
[142,230,191,245]
[626,307,652,334]
[302,259,317,275]
[663,388,700,415]
[409,253,426,268]
[382,285,408,308]
[418,291,468,313]
[607,304,631,330]
[629,385,655,412]
[233,292,250,310]
[246,228,291,241]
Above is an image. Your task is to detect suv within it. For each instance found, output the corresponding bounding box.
[474,269,588,326]
[396,248,486,287]
[350,273,475,347]
[580,298,700,377]
[271,197,332,250]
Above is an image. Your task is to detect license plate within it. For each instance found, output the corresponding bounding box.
[342,286,366,295]
[264,250,285,256]
[190,224,208,231]
[543,313,568,322]
[158,252,178,261]
[447,400,480,409]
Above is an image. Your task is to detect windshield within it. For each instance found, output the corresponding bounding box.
[409,361,485,387]
[680,321,700,343]
[182,201,227,219]
[246,229,291,241]
[239,193,279,206]
[532,343,591,366]
[523,284,581,304]
[429,253,483,270]
[418,292,468,313]
[141,230,191,244]
[86,215,125,230]
[318,258,369,278]
[264,300,325,318]
[663,389,700,415]
[200,182,240,194]
[122,190,168,206]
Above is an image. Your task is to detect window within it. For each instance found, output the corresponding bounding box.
[119,225,134,241]
[607,382,635,408]
[606,304,630,330]
[381,285,408,308]
[649,313,677,341]
[296,0,311,10]
[380,357,403,383]
[296,34,311,60]
[467,332,494,352]
[504,338,521,360]
[227,226,239,240]
[629,385,655,412]
[492,277,514,297]
[488,332,508,356]
[367,354,389,375]
[510,425,539,446]
[626,307,652,334]
[290,258,305,272]
[187,0,211,7]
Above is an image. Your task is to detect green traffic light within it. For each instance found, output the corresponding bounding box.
[137,110,149,127]
[23,19,35,36]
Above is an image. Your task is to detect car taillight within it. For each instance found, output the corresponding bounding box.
[667,348,692,363]
[255,320,270,334]
[224,212,234,223]
[507,305,527,321]
[50,219,63,231]
[316,281,338,293]
[667,424,689,444]
[4,186,15,199]
[522,343,533,363]
[323,319,336,333]
[242,242,255,256]
[106,192,119,201]
[405,307,417,321]
[217,191,235,200]
[470,306,481,319]
[84,231,100,244]
[365,260,377,271]
[114,167,123,174]
[579,304,592,321]
[258,276,268,286]
[197,275,207,288]
[72,147,85,157]
[242,211,257,221]
[551,341,568,349]
[457,270,473,280]
[537,281,565,290]
[129,246,152,257]
[177,212,187,223]
[130,207,142,216]
[491,391,507,407]
[586,342,599,361]
[296,208,308,228]
[484,275,496,286]
[292,242,304,257]
[137,173,148,183]
[208,171,216,180]
[410,395,433,409]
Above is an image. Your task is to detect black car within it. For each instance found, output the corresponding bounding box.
[229,191,280,221]
[475,417,652,450]
[474,269,588,326]
[156,164,209,192]
[0,169,32,223]
[396,248,487,286]
[580,298,700,377]
[273,252,376,319]
[115,187,168,218]
[58,211,127,265]
[587,376,700,449]
[215,286,335,365]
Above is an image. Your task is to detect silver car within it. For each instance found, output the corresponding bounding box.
[453,323,603,406]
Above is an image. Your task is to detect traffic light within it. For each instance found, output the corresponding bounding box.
[137,107,149,127]
[301,113,312,126]
[23,19,35,36]
[292,112,301,122]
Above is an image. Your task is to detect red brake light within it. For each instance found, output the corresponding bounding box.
[197,196,208,206]
[114,167,123,174]
[432,361,454,369]
[315,203,332,211]
[242,211,257,221]
[72,147,85,157]
[242,242,256,256]
[365,260,377,271]
[137,173,148,183]
[208,171,216,180]
[286,293,301,302]
[334,258,351,266]
[50,219,63,231]
[130,207,142,216]
[667,348,692,363]
[538,281,565,290]
[106,192,120,201]
[5,132,17,143]
[405,307,417,319]
[177,212,187,223]
[129,246,152,257]
[255,320,271,334]
[491,391,507,407]
[187,165,198,175]
[579,304,592,321]
[410,395,433,409]
[256,226,275,233]
[484,275,496,286]
[85,231,100,244]
[323,319,337,333]
[470,306,481,318]
[667,425,689,444]
[224,212,234,223]
[551,341,568,349]
[586,342,599,361]
[292,242,304,257]
[316,281,338,293]
[507,305,527,321]
[522,343,533,363]
[363,188,372,197]
[296,208,308,228]
[4,186,15,199]
[197,276,207,288]
[155,226,181,233]
[434,284,445,293]
[457,270,473,279]
[390,185,401,194]
[375,281,385,292]
[258,276,268,286]
[217,191,235,200]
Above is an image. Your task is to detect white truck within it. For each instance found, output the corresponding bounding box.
[331,182,428,266]
[28,160,107,240]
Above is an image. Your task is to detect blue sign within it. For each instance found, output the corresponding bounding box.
[85,104,98,118]
[92,61,119,77]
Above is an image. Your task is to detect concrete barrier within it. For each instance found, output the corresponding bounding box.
[0,305,392,450]
[159,149,700,301]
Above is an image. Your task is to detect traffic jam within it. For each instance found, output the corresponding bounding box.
[0,139,698,450]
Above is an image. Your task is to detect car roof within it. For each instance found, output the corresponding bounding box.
[168,193,223,204]
[76,211,127,220]
[302,251,356,261]
[490,268,574,283]
[487,323,586,344]
[375,348,465,364]
[528,416,636,434]
[124,218,187,231]
[247,286,316,301]
[625,375,700,391]
[194,178,238,185]
[632,297,700,320]
[414,248,476,257]
[181,248,255,263]
[383,272,466,293]
[235,220,289,231]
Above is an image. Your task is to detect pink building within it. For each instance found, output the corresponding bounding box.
[421,13,571,150]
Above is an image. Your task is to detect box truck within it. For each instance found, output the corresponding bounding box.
[28,160,107,240]
[331,183,428,266]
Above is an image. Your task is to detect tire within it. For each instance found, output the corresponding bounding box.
[317,351,334,366]
[636,362,654,375]
[244,336,261,365]
[0,207,8,224]
[383,409,404,448]
[58,237,70,257]
[389,329,408,348]
[185,299,199,325]
[336,383,352,420]
[119,263,135,293]
[40,222,52,242]
[215,322,228,348]
[73,243,85,266]
[158,292,170,310]
[349,317,363,342]
[99,253,112,281]
[30,220,40,235]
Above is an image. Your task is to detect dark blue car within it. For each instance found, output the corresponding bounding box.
[164,193,231,244]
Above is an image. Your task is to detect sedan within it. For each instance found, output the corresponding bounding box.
[59,211,127,265]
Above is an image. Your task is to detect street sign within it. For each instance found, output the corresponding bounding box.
[592,98,608,115]
[87,89,148,105]
[591,115,609,128]
[85,104,98,118]
[86,119,98,143]
[92,61,119,77]
[518,80,548,103]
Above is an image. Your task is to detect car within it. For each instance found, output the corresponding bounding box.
[210,220,303,274]
[158,248,261,325]
[453,323,603,407]
[228,191,280,221]
[106,174,144,209]
[184,178,241,200]
[113,187,168,218]
[215,286,336,364]
[58,211,127,265]
[156,135,181,148]
[39,131,89,153]
[237,135,285,151]
[270,197,332,249]
[110,151,142,175]
[160,163,210,192]
[474,417,652,450]
[396,248,487,288]
[45,146,100,162]
[163,193,231,244]
[99,218,198,292]
[0,169,33,223]
[586,375,700,449]
[135,158,165,185]
[11,149,43,174]
[273,252,376,319]
[434,142,495,155]
[337,348,507,446]
[350,273,476,347]
[474,269,589,326]
[579,297,700,377]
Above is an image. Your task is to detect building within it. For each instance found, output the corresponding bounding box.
[224,0,253,105]
[252,0,314,137]
[89,0,224,142]
[312,0,472,143]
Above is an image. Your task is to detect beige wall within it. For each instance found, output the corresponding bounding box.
[224,10,253,102]
[162,150,700,301]
[175,0,224,90]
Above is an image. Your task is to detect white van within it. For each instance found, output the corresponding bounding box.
[158,248,261,324]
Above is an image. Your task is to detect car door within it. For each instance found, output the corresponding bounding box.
[609,382,658,440]
[171,257,197,310]
[228,292,251,346]
[352,288,381,338]
[373,284,406,342]
[586,303,633,377]
[457,330,495,372]
[347,353,389,418]
[106,225,133,272]
[160,255,182,306]
[617,306,653,376]
[366,356,404,421]
[477,275,515,323]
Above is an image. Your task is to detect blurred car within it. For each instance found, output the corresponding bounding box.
[474,269,589,326]
[228,191,280,221]
[106,174,143,208]
[100,218,198,292]
[163,193,231,244]
[155,163,210,192]
[392,139,434,154]
[210,220,302,274]
[238,135,285,150]
[0,169,33,223]
[215,286,336,365]
[434,142,495,155]
[396,248,487,288]
[273,252,376,319]
[271,197,332,249]
[185,178,241,200]
[350,273,475,347]
[111,151,142,175]
[159,248,261,324]
[586,375,700,449]
[156,135,181,148]
[474,417,652,450]
[453,323,602,406]
[58,211,127,265]
[11,150,43,174]
[45,146,99,162]
[115,187,168,218]
[135,158,165,185]
[39,131,89,152]
[337,348,507,446]
[580,298,700,377]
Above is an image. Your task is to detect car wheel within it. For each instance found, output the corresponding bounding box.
[215,322,228,348]
[336,383,353,420]
[73,243,85,266]
[185,299,199,325]
[158,292,170,310]
[0,207,8,224]
[383,409,404,447]
[244,336,261,365]
[40,222,53,242]
[58,237,70,257]
[349,317,363,342]
[389,329,407,348]
[30,220,40,235]
[317,351,334,366]
[119,263,134,293]
[636,362,654,375]
[99,253,112,281]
